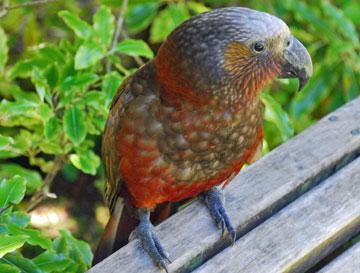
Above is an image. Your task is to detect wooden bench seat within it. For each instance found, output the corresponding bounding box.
[88,97,360,273]
[319,241,360,273]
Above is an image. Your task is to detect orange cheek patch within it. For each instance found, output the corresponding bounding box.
[224,42,253,74]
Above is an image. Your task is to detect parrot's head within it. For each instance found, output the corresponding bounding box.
[156,7,313,104]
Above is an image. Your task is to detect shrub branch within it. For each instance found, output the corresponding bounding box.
[106,0,128,72]
[0,0,59,18]
[26,155,63,212]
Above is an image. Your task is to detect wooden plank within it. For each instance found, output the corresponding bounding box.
[194,156,360,273]
[318,241,360,273]
[88,97,360,273]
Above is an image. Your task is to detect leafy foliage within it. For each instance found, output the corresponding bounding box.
[0,0,359,272]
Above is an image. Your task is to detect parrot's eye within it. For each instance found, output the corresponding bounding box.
[286,39,291,47]
[253,42,265,52]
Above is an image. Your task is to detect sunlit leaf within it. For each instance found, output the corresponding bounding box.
[0,263,20,273]
[0,176,26,209]
[44,116,61,140]
[0,135,13,150]
[58,11,92,39]
[75,40,105,70]
[0,164,42,194]
[0,211,30,228]
[60,73,99,91]
[31,68,50,103]
[39,142,63,155]
[322,1,359,46]
[70,150,100,175]
[0,235,28,258]
[33,251,71,273]
[1,252,41,273]
[126,3,159,34]
[290,65,339,119]
[186,1,211,14]
[63,106,87,146]
[59,230,93,268]
[93,6,115,47]
[261,93,294,141]
[37,44,66,64]
[9,58,49,79]
[102,72,123,107]
[116,39,154,59]
[0,27,8,72]
[44,63,60,89]
[5,224,52,250]
[150,4,190,43]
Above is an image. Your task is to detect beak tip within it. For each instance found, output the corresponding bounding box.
[298,77,309,92]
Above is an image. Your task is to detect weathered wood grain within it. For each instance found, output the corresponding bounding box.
[195,156,360,273]
[317,241,360,273]
[88,97,360,273]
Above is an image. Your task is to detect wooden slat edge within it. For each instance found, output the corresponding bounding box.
[195,157,360,273]
[89,97,360,273]
[317,241,360,273]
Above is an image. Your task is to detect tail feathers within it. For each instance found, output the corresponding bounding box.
[92,197,136,265]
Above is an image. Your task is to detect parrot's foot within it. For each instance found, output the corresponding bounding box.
[132,208,171,272]
[200,187,236,243]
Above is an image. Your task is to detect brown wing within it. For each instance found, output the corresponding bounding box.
[102,75,134,212]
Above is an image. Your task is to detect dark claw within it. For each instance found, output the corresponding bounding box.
[134,209,171,272]
[200,188,236,244]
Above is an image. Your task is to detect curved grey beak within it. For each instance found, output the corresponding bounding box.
[279,36,313,91]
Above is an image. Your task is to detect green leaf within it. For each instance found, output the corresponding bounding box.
[9,58,49,79]
[61,164,79,183]
[53,234,69,255]
[0,235,28,258]
[322,1,359,46]
[116,39,154,59]
[70,150,100,175]
[58,11,92,39]
[102,72,123,106]
[0,27,8,72]
[0,211,30,228]
[59,230,92,268]
[0,176,26,209]
[343,65,359,101]
[39,142,63,155]
[44,63,60,90]
[5,224,52,250]
[0,164,42,194]
[37,44,66,64]
[0,135,13,150]
[290,65,339,119]
[60,73,99,91]
[82,91,106,109]
[31,68,50,103]
[0,263,20,273]
[126,3,159,34]
[1,253,41,273]
[186,1,211,14]
[75,40,105,70]
[261,93,294,141]
[63,106,87,146]
[33,251,71,273]
[150,4,190,43]
[44,116,61,140]
[288,2,336,41]
[0,130,35,159]
[93,6,115,47]
[0,100,40,127]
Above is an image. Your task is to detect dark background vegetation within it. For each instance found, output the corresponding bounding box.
[0,0,359,272]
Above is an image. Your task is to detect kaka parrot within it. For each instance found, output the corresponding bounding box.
[93,7,313,271]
